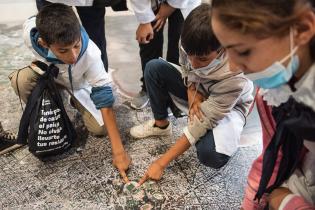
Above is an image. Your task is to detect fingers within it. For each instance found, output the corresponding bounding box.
[137,35,147,44]
[140,37,148,44]
[189,105,205,122]
[137,33,153,44]
[153,17,165,32]
[153,19,165,32]
[147,32,154,42]
[153,14,161,30]
[156,20,165,32]
[119,169,130,183]
[138,173,149,186]
[156,21,165,32]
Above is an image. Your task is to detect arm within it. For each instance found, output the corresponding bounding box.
[187,83,205,121]
[129,0,155,24]
[100,107,131,183]
[90,87,130,183]
[153,3,176,31]
[84,50,130,182]
[129,0,155,43]
[185,76,252,145]
[138,134,190,185]
[159,134,190,166]
[268,187,314,210]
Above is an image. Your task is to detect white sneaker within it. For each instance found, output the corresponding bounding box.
[130,90,149,110]
[130,119,172,139]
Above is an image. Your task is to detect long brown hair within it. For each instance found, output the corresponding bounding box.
[211,0,315,58]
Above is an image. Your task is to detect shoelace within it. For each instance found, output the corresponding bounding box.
[0,123,17,141]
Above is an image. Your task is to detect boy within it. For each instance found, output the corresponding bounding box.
[9,3,130,182]
[129,4,254,184]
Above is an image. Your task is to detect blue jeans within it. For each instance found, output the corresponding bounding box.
[139,9,183,92]
[144,59,230,168]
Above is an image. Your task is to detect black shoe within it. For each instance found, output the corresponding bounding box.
[0,123,22,155]
[169,102,186,119]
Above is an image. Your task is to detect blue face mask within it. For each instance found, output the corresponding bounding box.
[47,50,57,59]
[245,29,299,89]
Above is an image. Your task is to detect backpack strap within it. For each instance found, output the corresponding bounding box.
[16,61,49,144]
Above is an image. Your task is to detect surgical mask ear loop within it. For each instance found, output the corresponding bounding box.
[279,28,298,64]
[289,27,294,62]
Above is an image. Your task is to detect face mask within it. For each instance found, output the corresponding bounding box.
[189,50,225,75]
[47,50,58,59]
[245,29,299,89]
[191,58,222,75]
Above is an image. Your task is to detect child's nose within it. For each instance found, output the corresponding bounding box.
[69,50,79,64]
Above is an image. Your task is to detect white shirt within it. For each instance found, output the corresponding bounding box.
[129,0,201,24]
[45,0,94,6]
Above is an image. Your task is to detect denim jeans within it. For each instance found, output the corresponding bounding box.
[139,9,184,92]
[144,59,230,168]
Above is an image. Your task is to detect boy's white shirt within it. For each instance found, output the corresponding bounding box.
[23,17,111,126]
[129,0,201,24]
[45,0,94,6]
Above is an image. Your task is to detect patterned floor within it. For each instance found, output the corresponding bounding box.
[0,22,262,210]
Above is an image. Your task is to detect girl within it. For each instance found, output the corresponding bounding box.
[211,0,315,209]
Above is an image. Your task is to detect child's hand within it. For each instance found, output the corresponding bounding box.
[138,160,165,186]
[136,23,154,44]
[113,151,131,183]
[187,85,205,121]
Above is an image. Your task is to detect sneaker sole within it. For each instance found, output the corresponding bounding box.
[130,127,172,139]
[0,144,24,155]
[130,132,171,139]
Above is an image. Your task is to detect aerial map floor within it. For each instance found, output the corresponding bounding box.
[0,16,262,210]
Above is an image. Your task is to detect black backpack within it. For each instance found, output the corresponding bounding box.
[17,62,76,157]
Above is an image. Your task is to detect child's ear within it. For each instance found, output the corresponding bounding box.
[295,10,315,46]
[38,38,49,49]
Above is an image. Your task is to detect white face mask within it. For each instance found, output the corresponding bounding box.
[245,28,299,89]
[189,50,225,75]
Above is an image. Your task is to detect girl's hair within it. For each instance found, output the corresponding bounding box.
[211,0,315,58]
[181,3,220,56]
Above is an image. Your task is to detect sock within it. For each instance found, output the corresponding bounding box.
[153,122,169,129]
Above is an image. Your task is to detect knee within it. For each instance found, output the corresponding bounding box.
[144,59,168,81]
[80,110,107,137]
[196,145,230,169]
[9,67,39,103]
[87,124,106,137]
